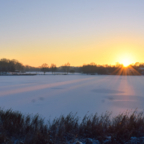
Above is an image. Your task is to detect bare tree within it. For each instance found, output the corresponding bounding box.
[41,63,49,75]
[50,64,57,74]
[62,62,70,74]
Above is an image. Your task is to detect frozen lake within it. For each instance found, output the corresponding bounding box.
[0,75,144,120]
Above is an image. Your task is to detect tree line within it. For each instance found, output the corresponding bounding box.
[0,58,24,74]
[81,62,144,75]
[81,63,116,75]
[0,58,144,75]
[40,62,71,74]
[0,58,72,75]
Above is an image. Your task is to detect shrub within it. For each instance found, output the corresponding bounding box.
[0,109,144,143]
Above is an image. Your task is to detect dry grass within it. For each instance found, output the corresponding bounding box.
[0,109,144,143]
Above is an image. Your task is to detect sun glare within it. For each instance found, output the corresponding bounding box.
[119,54,132,67]
[122,59,130,67]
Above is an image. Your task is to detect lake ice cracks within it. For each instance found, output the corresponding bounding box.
[0,75,144,120]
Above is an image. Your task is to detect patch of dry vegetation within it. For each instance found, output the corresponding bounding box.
[0,109,144,143]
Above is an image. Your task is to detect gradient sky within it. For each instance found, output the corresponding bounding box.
[0,0,144,66]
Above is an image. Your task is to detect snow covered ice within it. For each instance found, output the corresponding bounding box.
[0,74,144,120]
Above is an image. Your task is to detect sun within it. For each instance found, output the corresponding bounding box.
[118,54,132,67]
[122,58,131,67]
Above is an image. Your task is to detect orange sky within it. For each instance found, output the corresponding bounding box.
[1,34,144,67]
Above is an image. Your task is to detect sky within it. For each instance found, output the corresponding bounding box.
[0,0,144,67]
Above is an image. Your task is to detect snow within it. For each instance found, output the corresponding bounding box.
[0,75,144,120]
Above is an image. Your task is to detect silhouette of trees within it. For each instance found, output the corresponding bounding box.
[81,63,97,74]
[81,63,113,75]
[24,65,40,71]
[62,63,70,74]
[0,58,24,74]
[1,58,144,76]
[81,62,144,75]
[41,63,49,75]
[50,64,57,74]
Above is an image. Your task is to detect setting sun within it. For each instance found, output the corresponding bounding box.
[121,58,131,67]
[118,54,133,67]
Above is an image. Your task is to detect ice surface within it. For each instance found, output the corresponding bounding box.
[0,74,144,120]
